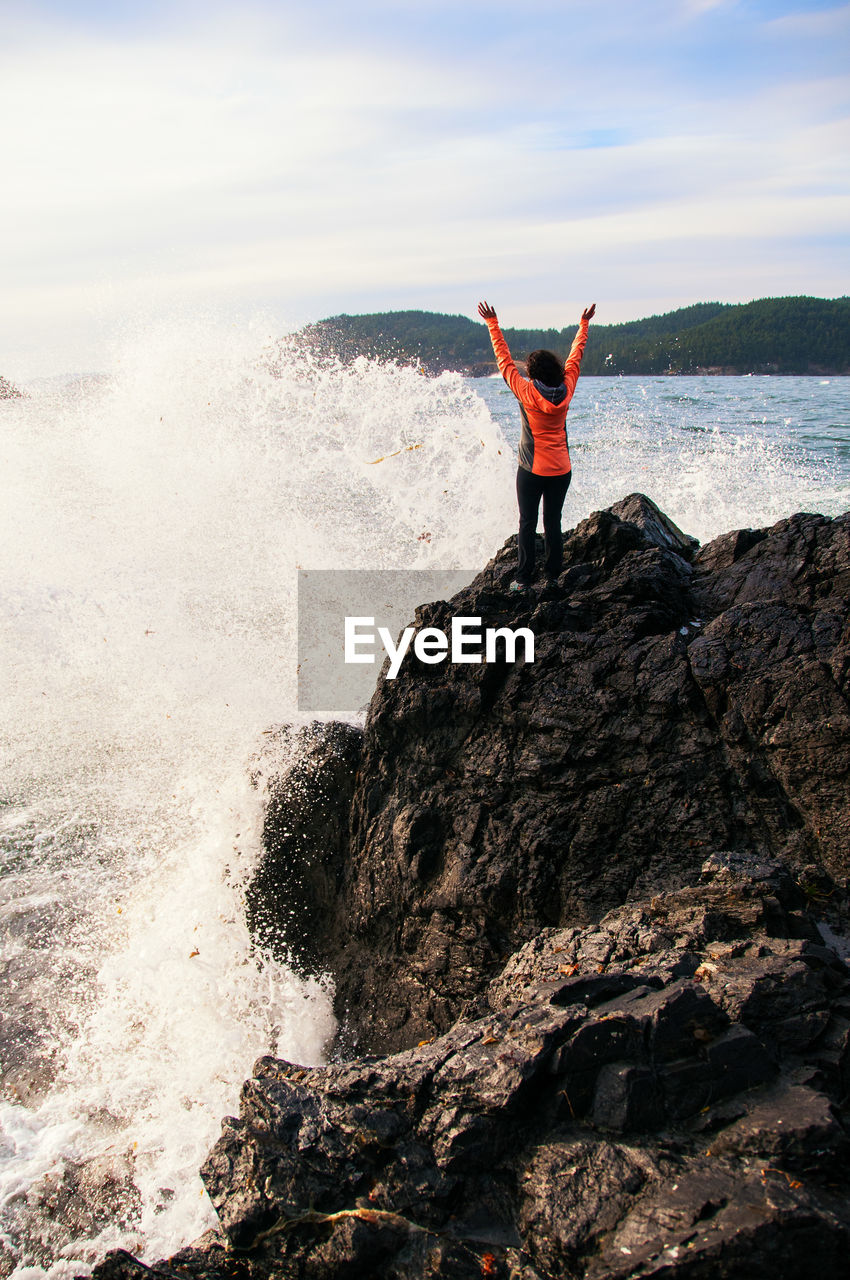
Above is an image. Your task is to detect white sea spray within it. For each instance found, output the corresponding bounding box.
[0,316,513,1275]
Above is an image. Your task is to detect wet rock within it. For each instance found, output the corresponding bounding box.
[246,720,362,975]
[591,1065,664,1132]
[243,497,849,1055]
[93,498,850,1280]
[517,1139,663,1276]
[582,1162,850,1280]
[94,862,850,1279]
[707,1082,846,1167]
[607,493,700,559]
[8,1150,141,1280]
[35,1151,141,1238]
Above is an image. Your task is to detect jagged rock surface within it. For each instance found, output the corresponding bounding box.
[90,495,850,1280]
[262,495,850,1055]
[92,854,850,1279]
[245,721,363,975]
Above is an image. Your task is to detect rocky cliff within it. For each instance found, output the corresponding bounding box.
[251,494,849,1057]
[92,495,850,1280]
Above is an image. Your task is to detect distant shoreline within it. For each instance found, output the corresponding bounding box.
[300,296,850,379]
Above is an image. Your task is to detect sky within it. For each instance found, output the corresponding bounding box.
[1,0,848,376]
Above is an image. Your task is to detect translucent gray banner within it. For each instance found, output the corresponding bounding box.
[297,569,476,714]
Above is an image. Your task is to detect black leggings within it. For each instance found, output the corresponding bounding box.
[516,466,572,583]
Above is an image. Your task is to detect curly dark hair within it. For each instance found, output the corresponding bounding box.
[526,348,564,386]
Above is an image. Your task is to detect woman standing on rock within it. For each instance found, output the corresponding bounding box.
[478,300,595,590]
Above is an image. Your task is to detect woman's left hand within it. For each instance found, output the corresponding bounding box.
[478,301,497,322]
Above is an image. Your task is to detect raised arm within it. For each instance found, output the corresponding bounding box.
[477,300,526,399]
[564,303,596,396]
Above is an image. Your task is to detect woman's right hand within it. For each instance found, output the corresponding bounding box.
[478,301,497,322]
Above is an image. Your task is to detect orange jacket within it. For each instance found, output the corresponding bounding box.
[485,315,589,476]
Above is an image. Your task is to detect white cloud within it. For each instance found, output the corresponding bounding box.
[0,2,847,376]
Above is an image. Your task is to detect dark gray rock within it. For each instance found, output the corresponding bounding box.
[246,721,362,975]
[11,1152,141,1278]
[91,497,850,1280]
[248,497,849,1056]
[92,860,850,1280]
[608,492,700,559]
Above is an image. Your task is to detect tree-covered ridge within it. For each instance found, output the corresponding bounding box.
[299,296,850,375]
[595,296,850,375]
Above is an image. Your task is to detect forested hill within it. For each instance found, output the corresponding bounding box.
[298,296,850,376]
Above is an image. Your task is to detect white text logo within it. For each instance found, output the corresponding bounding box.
[344,616,535,679]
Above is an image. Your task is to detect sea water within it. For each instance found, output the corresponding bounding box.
[0,322,847,1277]
[475,373,849,541]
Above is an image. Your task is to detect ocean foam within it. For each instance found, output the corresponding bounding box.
[0,318,514,1273]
